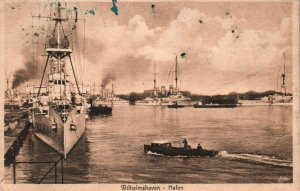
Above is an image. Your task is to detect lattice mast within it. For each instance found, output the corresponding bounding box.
[37,2,81,97]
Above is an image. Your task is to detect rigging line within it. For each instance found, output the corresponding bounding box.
[83,18,86,81]
[59,2,67,37]
[172,71,174,87]
[52,21,58,37]
[166,62,175,85]
[71,30,78,83]
[75,25,83,82]
[75,1,86,81]
[71,26,80,83]
[0,172,11,183]
[64,1,68,18]
[31,16,35,79]
[72,27,79,79]
[65,1,72,38]
[59,21,66,37]
[66,8,73,49]
[178,60,181,89]
[36,3,41,77]
[68,55,81,95]
[45,11,52,51]
[72,2,86,83]
[38,54,50,96]
[66,8,78,84]
[76,1,85,19]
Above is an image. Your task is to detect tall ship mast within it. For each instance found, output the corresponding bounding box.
[174,55,179,92]
[135,61,162,106]
[31,2,87,159]
[163,54,191,107]
[153,61,159,97]
[281,52,287,95]
[136,55,191,106]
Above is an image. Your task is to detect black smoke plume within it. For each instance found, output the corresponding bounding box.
[101,72,116,89]
[12,47,43,89]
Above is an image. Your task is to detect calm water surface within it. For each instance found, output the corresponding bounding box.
[4,105,292,183]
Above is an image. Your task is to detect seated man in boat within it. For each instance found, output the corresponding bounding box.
[183,139,188,148]
[197,144,203,150]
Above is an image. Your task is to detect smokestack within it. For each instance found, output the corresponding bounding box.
[104,89,108,98]
[111,83,115,97]
[161,86,166,96]
[101,85,104,98]
[169,85,173,94]
[6,78,9,91]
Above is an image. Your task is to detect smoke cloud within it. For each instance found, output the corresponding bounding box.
[101,72,116,89]
[12,47,42,89]
[5,3,293,94]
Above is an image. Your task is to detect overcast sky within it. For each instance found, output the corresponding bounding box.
[4,1,293,94]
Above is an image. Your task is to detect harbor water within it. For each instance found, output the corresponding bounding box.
[5,105,292,183]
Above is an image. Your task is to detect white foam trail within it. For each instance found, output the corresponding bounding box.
[218,150,292,168]
[146,151,188,158]
[146,151,165,157]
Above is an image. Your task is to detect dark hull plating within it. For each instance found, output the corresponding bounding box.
[167,105,185,108]
[89,106,112,115]
[144,145,218,157]
[194,104,238,108]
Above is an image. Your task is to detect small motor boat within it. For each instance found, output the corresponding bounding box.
[144,140,218,157]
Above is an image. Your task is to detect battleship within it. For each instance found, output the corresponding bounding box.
[109,83,130,106]
[89,86,113,115]
[4,79,24,110]
[239,52,292,106]
[136,55,191,107]
[164,55,191,107]
[135,62,162,106]
[263,52,293,105]
[30,2,87,159]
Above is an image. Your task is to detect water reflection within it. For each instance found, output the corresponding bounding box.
[6,105,292,183]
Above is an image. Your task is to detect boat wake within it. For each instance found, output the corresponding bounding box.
[218,150,292,168]
[146,151,186,158]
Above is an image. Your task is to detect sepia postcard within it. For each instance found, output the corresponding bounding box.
[0,0,299,190]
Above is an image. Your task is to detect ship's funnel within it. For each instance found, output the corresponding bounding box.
[153,90,158,97]
[161,86,166,96]
[169,85,173,94]
[104,89,109,98]
[100,87,109,98]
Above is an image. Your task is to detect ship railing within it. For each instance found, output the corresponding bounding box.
[12,156,64,184]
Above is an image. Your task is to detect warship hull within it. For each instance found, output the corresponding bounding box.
[89,105,112,115]
[32,107,86,158]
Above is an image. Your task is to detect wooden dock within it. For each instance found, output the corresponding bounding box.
[4,109,31,166]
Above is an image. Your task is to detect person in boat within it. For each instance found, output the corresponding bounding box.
[183,139,188,148]
[197,144,203,150]
[183,139,191,149]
